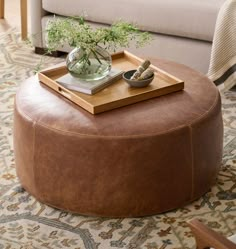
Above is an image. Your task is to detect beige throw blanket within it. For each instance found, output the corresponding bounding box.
[208,0,236,92]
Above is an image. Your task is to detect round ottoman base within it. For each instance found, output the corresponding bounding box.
[13,59,223,217]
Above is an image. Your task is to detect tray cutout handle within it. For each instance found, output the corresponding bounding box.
[58,87,72,99]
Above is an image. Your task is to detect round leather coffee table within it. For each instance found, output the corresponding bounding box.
[14,58,223,217]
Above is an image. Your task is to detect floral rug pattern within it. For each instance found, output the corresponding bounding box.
[0,30,236,249]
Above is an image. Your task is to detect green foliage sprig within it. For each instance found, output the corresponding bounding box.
[46,16,151,53]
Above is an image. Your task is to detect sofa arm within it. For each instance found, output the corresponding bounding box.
[30,0,48,48]
[187,219,236,249]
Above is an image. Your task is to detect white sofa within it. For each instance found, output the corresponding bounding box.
[30,0,226,74]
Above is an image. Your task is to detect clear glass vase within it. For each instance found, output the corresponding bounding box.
[66,46,112,81]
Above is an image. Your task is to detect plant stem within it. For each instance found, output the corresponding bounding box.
[91,49,102,64]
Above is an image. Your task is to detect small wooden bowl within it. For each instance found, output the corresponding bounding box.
[123,70,154,88]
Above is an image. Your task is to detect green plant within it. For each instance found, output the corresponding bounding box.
[45,16,152,79]
[46,16,151,53]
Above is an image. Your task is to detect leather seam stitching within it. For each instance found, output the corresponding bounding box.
[15,90,219,138]
[189,125,194,200]
[32,121,37,194]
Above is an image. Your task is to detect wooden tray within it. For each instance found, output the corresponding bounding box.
[38,51,184,114]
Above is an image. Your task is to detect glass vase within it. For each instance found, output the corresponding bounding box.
[66,46,112,81]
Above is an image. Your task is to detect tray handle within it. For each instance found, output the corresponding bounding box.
[58,87,72,99]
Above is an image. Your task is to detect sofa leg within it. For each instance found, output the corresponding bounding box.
[35,47,67,57]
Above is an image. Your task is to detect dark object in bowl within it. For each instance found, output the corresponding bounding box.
[123,70,154,88]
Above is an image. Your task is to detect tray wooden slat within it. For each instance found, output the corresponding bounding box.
[38,51,184,114]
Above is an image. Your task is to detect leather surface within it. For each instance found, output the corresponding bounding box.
[14,58,223,217]
[15,59,219,136]
[41,0,225,42]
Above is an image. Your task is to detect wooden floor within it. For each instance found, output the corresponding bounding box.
[0,0,30,33]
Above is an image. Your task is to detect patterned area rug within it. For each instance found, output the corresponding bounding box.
[0,30,236,249]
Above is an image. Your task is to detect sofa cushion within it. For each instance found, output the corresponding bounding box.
[42,0,225,42]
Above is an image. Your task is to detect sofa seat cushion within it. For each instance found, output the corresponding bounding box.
[42,0,225,42]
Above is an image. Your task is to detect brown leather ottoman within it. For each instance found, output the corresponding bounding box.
[13,58,223,217]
